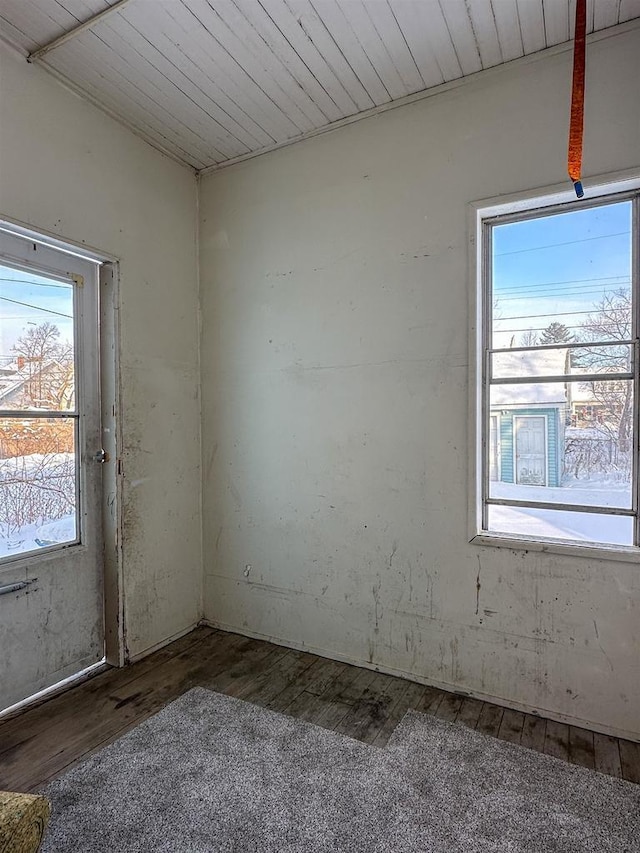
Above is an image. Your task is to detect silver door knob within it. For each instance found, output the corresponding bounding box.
[93,449,109,463]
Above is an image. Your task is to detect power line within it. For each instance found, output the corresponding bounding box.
[495,283,629,298]
[496,273,629,289]
[494,281,630,301]
[497,308,628,322]
[497,285,626,302]
[0,278,71,290]
[0,296,72,319]
[494,274,629,294]
[494,230,630,256]
[496,286,622,301]
[494,323,628,335]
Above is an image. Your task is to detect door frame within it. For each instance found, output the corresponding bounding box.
[0,216,124,670]
[513,414,549,487]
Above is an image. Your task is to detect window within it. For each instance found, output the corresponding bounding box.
[0,231,101,563]
[475,184,639,551]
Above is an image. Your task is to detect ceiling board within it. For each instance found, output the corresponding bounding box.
[0,0,636,171]
[491,0,524,62]
[593,0,622,28]
[439,1,482,76]
[517,0,547,54]
[390,1,458,85]
[620,0,640,21]
[293,0,387,108]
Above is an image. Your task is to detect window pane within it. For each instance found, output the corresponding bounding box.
[491,201,632,351]
[489,381,632,509]
[491,343,632,380]
[0,417,77,560]
[0,264,75,411]
[486,505,633,547]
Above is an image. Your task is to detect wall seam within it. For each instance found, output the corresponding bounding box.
[196,171,205,622]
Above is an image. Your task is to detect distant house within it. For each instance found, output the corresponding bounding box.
[0,360,74,411]
[490,349,568,488]
[0,363,29,408]
[0,360,77,459]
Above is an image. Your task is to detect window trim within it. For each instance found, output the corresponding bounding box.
[468,169,640,562]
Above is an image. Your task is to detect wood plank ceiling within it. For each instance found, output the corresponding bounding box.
[1,0,639,172]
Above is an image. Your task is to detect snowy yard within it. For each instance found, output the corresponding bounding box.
[0,515,76,559]
[0,452,76,559]
[489,479,633,546]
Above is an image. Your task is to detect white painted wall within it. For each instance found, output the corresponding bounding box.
[199,28,640,739]
[0,43,201,659]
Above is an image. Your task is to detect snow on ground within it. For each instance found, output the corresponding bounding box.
[0,451,76,559]
[489,479,632,545]
[491,478,631,508]
[0,515,76,559]
[0,452,75,475]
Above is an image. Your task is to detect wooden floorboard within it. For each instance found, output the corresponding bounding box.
[414,685,445,716]
[619,739,640,784]
[371,681,426,747]
[435,693,464,722]
[476,702,504,737]
[1,627,638,792]
[593,732,622,778]
[266,658,345,712]
[335,671,409,744]
[521,713,547,752]
[498,709,525,745]
[544,720,570,762]
[568,726,595,770]
[455,697,483,729]
[237,650,317,708]
[544,720,569,761]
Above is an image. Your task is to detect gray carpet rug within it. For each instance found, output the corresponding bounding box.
[41,687,640,852]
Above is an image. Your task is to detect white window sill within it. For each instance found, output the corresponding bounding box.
[471,532,640,564]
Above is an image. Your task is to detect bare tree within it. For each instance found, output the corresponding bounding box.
[0,324,76,539]
[12,322,74,408]
[519,329,539,347]
[0,423,75,536]
[574,288,633,470]
[584,288,632,339]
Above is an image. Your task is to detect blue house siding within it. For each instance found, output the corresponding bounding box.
[496,407,562,488]
[499,416,514,483]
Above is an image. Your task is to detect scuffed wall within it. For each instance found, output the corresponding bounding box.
[199,27,640,738]
[0,43,201,658]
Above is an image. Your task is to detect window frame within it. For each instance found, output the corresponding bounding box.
[469,172,640,561]
[0,236,98,566]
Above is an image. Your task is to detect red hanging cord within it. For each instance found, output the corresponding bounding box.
[568,0,587,198]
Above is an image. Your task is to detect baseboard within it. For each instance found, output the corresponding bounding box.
[200,619,640,745]
[127,621,202,664]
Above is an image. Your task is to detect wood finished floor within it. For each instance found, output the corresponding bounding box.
[1,626,639,792]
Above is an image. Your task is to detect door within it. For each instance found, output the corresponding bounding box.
[514,415,547,486]
[0,231,104,712]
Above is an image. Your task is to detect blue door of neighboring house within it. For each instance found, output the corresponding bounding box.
[514,415,547,486]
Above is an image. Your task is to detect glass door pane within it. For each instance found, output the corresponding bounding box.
[0,417,77,558]
[0,262,79,561]
[0,263,75,412]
